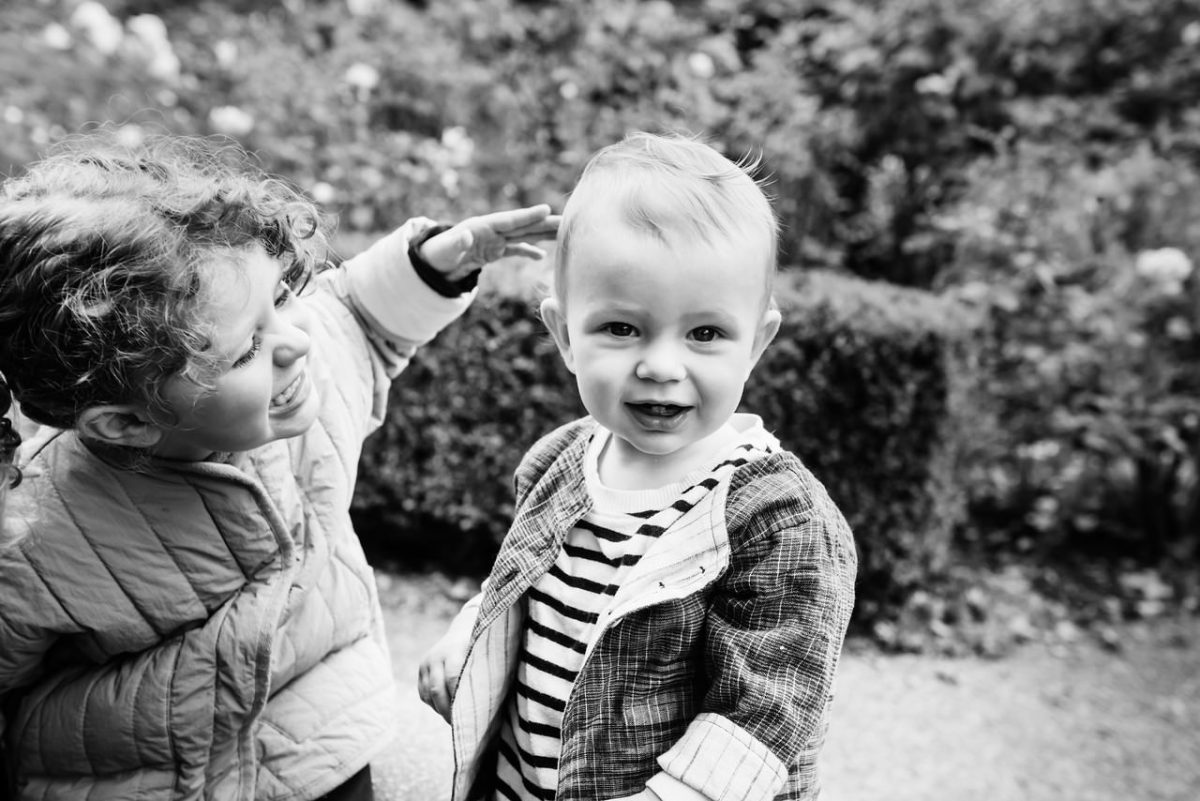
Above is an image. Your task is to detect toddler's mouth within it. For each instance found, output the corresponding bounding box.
[271,372,306,410]
[629,402,688,418]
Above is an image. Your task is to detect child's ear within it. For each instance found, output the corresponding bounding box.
[77,405,165,449]
[750,308,782,366]
[539,297,576,374]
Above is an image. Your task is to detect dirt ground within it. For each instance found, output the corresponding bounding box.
[373,571,1200,801]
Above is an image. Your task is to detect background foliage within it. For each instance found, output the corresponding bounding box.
[3,0,1198,648]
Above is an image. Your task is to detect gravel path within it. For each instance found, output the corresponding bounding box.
[371,571,1200,801]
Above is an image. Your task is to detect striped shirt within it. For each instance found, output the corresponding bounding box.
[492,431,750,801]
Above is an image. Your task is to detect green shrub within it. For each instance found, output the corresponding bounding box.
[352,267,976,625]
[937,142,1200,566]
[750,270,975,619]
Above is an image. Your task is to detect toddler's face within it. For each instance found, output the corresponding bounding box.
[543,209,779,479]
[151,245,320,459]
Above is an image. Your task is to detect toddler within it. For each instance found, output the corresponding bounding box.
[0,132,556,801]
[419,131,857,801]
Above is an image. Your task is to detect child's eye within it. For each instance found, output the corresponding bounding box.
[274,282,293,309]
[601,322,637,338]
[283,256,313,296]
[691,326,723,343]
[233,336,262,368]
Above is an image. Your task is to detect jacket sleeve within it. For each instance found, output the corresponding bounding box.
[309,218,477,436]
[340,218,476,360]
[0,543,71,730]
[655,459,857,801]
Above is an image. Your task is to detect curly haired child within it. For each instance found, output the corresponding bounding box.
[418,131,858,801]
[0,132,557,801]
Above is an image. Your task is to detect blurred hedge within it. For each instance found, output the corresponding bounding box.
[6,0,1199,615]
[352,266,975,624]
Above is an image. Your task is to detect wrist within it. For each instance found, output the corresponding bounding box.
[408,222,479,297]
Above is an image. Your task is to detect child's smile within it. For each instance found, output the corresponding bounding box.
[626,401,691,431]
[151,245,320,459]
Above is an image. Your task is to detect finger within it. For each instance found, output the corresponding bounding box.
[498,215,561,240]
[501,242,548,260]
[417,663,433,703]
[431,684,452,721]
[475,204,553,232]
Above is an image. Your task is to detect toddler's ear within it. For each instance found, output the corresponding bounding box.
[539,298,576,374]
[751,308,782,365]
[77,405,164,449]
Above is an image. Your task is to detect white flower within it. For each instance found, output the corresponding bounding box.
[1135,247,1193,293]
[346,0,381,15]
[1166,316,1193,340]
[71,1,124,55]
[213,40,238,69]
[115,124,145,148]
[42,22,72,50]
[310,181,337,205]
[1184,21,1200,46]
[125,15,180,82]
[4,106,24,125]
[915,73,952,96]
[208,106,255,137]
[687,52,715,79]
[126,14,168,46]
[441,126,474,167]
[559,81,579,100]
[344,62,380,93]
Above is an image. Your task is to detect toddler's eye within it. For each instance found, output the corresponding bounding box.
[691,326,722,342]
[274,283,292,308]
[233,336,262,368]
[602,322,637,338]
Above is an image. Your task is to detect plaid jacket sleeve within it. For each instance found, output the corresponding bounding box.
[656,453,857,801]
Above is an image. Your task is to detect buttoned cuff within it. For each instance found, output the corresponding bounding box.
[656,713,787,801]
[344,218,475,346]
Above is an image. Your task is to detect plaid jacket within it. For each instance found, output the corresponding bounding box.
[449,417,857,801]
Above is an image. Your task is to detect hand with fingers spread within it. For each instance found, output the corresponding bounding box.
[417,203,561,282]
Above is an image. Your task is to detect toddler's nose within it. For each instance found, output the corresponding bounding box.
[634,341,686,382]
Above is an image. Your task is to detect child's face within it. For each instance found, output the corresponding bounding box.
[542,209,780,477]
[151,245,321,460]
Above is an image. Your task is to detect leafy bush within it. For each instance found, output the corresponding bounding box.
[5,0,1200,628]
[352,266,975,624]
[938,142,1200,567]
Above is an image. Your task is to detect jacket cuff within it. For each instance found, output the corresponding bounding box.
[407,223,481,297]
[657,713,787,801]
[645,771,711,801]
[344,219,475,346]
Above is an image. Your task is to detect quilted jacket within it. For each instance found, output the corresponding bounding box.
[449,416,858,801]
[0,222,473,801]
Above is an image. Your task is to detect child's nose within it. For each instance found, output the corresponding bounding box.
[634,341,686,382]
[273,310,312,365]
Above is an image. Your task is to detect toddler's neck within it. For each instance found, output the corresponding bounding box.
[596,420,741,491]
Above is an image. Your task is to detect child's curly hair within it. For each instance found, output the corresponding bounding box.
[0,132,330,436]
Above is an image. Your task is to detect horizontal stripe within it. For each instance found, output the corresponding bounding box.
[517,714,561,739]
[527,616,587,653]
[575,518,630,542]
[496,739,555,800]
[547,563,616,595]
[561,541,623,565]
[529,587,598,624]
[516,679,566,713]
[522,649,578,683]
